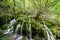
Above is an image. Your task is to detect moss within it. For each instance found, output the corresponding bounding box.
[45,20,52,27]
[0,29,3,35]
[0,35,8,40]
[1,25,8,30]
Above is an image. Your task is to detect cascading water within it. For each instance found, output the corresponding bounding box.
[28,17,34,40]
[11,23,21,39]
[42,18,55,40]
[3,19,16,34]
[46,28,50,40]
[15,24,21,33]
[2,17,55,40]
[26,23,29,40]
[29,18,32,40]
[9,19,16,26]
[16,22,24,40]
[29,24,33,40]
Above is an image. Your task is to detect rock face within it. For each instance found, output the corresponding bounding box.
[8,34,18,40]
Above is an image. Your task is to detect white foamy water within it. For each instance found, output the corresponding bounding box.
[43,24,55,40]
[15,24,21,32]
[16,35,23,40]
[10,19,16,26]
[16,22,24,40]
[3,19,16,34]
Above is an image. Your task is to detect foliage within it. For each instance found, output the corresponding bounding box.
[1,24,8,30]
[0,0,60,39]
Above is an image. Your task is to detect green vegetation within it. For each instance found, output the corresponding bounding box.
[0,0,60,40]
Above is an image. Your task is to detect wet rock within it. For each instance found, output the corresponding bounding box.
[57,31,60,34]
[57,39,60,40]
[8,34,18,40]
[22,36,28,40]
[8,34,28,40]
[34,35,41,40]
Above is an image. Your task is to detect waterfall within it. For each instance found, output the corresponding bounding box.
[3,19,16,34]
[2,17,55,40]
[9,19,16,26]
[28,17,34,40]
[20,23,23,35]
[26,23,29,40]
[16,22,24,40]
[15,24,21,33]
[44,24,55,40]
[46,30,50,40]
[42,19,55,40]
[26,23,33,40]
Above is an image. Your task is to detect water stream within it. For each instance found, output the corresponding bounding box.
[2,17,55,40]
[3,19,16,34]
[16,22,24,40]
[42,18,55,40]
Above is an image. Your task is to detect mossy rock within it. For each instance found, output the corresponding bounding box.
[56,32,60,39]
[0,35,8,40]
[1,25,8,30]
[34,35,41,40]
[0,29,3,35]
